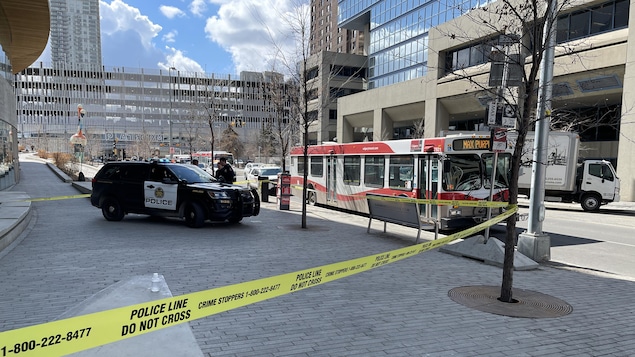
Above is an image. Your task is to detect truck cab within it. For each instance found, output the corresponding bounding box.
[577,160,620,211]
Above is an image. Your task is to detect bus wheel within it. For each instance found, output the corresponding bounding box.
[307,191,317,206]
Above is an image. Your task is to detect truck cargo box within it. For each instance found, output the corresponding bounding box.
[516,131,580,192]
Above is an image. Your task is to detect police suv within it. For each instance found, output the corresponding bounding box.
[90,161,260,227]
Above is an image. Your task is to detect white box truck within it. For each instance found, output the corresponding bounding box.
[516,131,620,211]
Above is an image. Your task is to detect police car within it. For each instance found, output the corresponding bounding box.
[90,161,260,227]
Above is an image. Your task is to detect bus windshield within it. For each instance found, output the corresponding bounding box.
[443,154,482,191]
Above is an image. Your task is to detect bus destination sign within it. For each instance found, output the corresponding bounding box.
[452,138,491,151]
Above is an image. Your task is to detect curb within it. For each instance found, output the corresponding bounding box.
[46,162,73,183]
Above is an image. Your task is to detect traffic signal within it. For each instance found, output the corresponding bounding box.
[112,139,117,156]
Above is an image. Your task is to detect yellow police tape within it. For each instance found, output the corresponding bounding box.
[25,194,91,202]
[0,205,517,356]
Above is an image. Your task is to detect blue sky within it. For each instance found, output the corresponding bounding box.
[36,0,308,76]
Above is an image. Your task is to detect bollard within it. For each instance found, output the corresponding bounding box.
[151,273,160,292]
[259,176,269,202]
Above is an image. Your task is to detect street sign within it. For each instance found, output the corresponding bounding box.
[487,101,517,129]
[492,128,508,152]
[487,102,500,126]
[502,104,517,128]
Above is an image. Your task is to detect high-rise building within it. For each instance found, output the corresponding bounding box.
[310,0,364,56]
[49,0,102,70]
[338,0,495,89]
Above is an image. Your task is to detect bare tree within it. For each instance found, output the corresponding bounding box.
[435,0,582,302]
[412,117,426,138]
[259,72,299,171]
[199,74,236,161]
[218,126,244,158]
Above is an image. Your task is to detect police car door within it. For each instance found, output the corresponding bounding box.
[144,167,178,211]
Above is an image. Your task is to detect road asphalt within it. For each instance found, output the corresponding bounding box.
[1,153,635,356]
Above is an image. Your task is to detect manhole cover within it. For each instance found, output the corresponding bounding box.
[448,285,573,318]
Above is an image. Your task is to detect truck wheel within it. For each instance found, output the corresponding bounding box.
[184,202,205,228]
[101,197,124,221]
[581,193,601,212]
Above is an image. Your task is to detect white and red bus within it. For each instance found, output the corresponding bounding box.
[192,151,234,166]
[289,132,512,230]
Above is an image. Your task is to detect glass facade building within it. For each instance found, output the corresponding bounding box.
[338,0,493,88]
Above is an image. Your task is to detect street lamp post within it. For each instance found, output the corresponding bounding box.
[168,66,177,160]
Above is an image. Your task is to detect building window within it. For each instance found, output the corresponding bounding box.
[444,38,495,74]
[557,0,629,43]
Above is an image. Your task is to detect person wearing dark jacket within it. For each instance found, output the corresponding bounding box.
[215,157,236,183]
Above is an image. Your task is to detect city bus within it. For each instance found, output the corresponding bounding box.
[289,132,512,230]
[192,151,234,166]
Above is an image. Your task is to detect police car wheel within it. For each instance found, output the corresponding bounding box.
[251,188,261,216]
[101,197,124,221]
[184,202,205,228]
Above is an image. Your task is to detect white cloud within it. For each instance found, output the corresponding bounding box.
[158,47,205,73]
[100,0,203,71]
[162,30,178,43]
[100,0,162,50]
[189,0,207,16]
[204,0,309,74]
[160,5,186,19]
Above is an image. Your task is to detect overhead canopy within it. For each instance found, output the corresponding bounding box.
[0,0,50,74]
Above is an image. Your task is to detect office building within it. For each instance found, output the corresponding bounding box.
[15,63,293,160]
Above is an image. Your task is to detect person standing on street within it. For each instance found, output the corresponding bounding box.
[215,157,236,183]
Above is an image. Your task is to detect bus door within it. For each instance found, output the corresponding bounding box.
[419,155,439,221]
[326,155,337,203]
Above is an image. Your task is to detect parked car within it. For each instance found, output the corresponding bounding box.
[90,161,260,227]
[243,162,263,180]
[247,166,282,196]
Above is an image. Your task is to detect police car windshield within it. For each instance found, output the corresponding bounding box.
[169,164,217,183]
